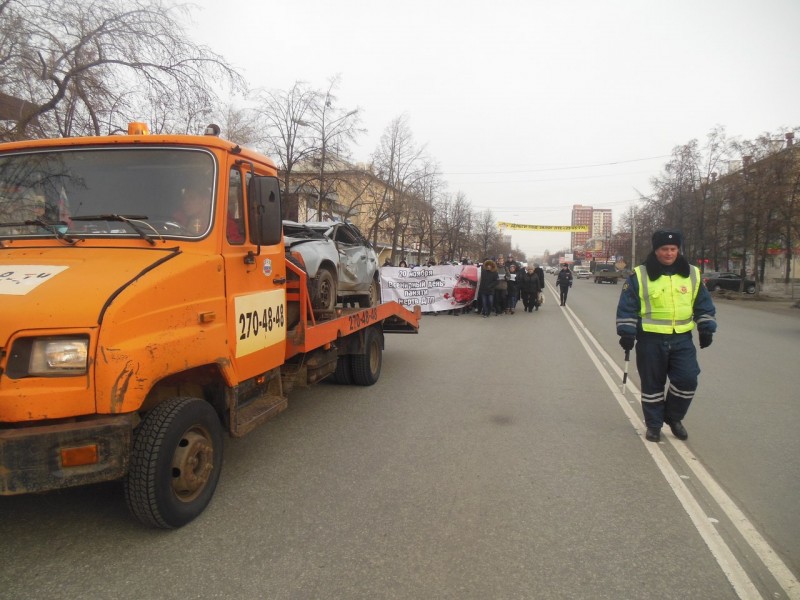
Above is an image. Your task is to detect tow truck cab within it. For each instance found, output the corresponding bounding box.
[0,124,419,528]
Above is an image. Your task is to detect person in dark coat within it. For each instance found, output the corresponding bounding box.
[493,256,508,315]
[556,264,573,306]
[519,265,542,312]
[506,262,520,314]
[533,263,545,310]
[478,259,499,317]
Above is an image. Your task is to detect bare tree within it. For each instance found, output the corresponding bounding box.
[409,160,443,264]
[474,208,499,260]
[255,81,318,219]
[215,104,260,147]
[370,114,426,263]
[0,0,244,140]
[436,191,472,261]
[304,76,363,220]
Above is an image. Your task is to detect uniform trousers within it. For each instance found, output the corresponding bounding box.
[635,332,700,429]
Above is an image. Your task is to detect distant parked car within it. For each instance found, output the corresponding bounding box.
[574,267,591,279]
[283,220,381,310]
[703,271,756,294]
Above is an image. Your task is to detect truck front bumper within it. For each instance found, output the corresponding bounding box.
[0,414,137,495]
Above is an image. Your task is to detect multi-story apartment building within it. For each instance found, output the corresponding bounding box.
[571,204,614,256]
[570,205,593,251]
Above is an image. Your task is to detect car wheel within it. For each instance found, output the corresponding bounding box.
[709,284,719,292]
[745,284,756,294]
[313,267,337,311]
[358,277,381,308]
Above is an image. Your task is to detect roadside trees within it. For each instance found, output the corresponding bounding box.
[0,0,243,140]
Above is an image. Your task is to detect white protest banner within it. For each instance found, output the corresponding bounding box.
[380,265,478,313]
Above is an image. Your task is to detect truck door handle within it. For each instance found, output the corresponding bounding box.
[273,277,286,285]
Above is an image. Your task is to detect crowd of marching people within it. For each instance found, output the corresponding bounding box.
[382,254,577,316]
[476,254,545,317]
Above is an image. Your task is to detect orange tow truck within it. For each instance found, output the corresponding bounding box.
[0,123,419,528]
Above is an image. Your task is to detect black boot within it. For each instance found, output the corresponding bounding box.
[645,428,661,442]
[666,420,688,440]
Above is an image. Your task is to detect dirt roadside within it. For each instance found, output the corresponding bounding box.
[711,290,800,316]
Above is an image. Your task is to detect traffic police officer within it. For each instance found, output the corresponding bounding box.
[616,230,717,442]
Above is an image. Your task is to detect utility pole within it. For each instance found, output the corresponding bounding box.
[631,204,636,267]
[741,156,752,293]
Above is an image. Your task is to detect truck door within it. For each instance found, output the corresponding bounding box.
[222,166,286,381]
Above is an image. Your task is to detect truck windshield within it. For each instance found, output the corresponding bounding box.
[0,147,216,240]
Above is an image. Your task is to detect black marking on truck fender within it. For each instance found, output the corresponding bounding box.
[111,361,136,413]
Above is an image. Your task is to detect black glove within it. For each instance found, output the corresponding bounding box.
[699,332,713,349]
[619,335,635,351]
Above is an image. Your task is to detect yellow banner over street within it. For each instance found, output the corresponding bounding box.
[497,222,589,232]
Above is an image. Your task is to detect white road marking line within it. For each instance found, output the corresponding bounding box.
[578,317,800,600]
[559,306,765,600]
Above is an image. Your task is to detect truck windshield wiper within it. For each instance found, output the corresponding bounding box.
[22,219,77,244]
[71,214,161,245]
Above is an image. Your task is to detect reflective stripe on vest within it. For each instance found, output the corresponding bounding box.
[635,265,699,333]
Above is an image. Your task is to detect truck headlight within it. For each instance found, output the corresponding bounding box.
[29,338,89,375]
[6,337,90,378]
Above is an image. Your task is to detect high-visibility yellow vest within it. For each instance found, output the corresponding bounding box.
[635,265,700,333]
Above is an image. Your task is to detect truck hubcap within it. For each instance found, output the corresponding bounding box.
[171,427,214,502]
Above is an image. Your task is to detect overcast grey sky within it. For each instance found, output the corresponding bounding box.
[187,0,799,257]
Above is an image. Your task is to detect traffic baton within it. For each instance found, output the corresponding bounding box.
[620,349,630,394]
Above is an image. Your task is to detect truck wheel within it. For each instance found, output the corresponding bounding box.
[331,354,354,384]
[351,327,382,386]
[124,397,223,529]
[314,267,338,312]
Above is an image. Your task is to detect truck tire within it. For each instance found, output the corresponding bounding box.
[331,354,354,385]
[124,397,223,529]
[351,327,382,386]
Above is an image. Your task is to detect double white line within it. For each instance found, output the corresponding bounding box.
[553,289,799,600]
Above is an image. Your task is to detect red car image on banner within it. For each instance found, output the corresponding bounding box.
[380,264,478,312]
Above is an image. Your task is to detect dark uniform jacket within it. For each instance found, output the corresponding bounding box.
[556,268,573,288]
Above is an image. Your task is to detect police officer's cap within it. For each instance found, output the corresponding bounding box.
[652,229,682,251]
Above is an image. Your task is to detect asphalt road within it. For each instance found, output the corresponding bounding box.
[1,282,798,599]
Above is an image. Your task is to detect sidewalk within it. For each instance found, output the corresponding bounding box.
[712,283,800,314]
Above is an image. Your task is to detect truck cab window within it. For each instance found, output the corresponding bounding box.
[227,168,245,244]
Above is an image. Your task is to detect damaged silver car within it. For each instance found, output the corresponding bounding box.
[283,220,381,311]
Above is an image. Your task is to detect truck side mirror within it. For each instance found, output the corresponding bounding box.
[247,176,283,247]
